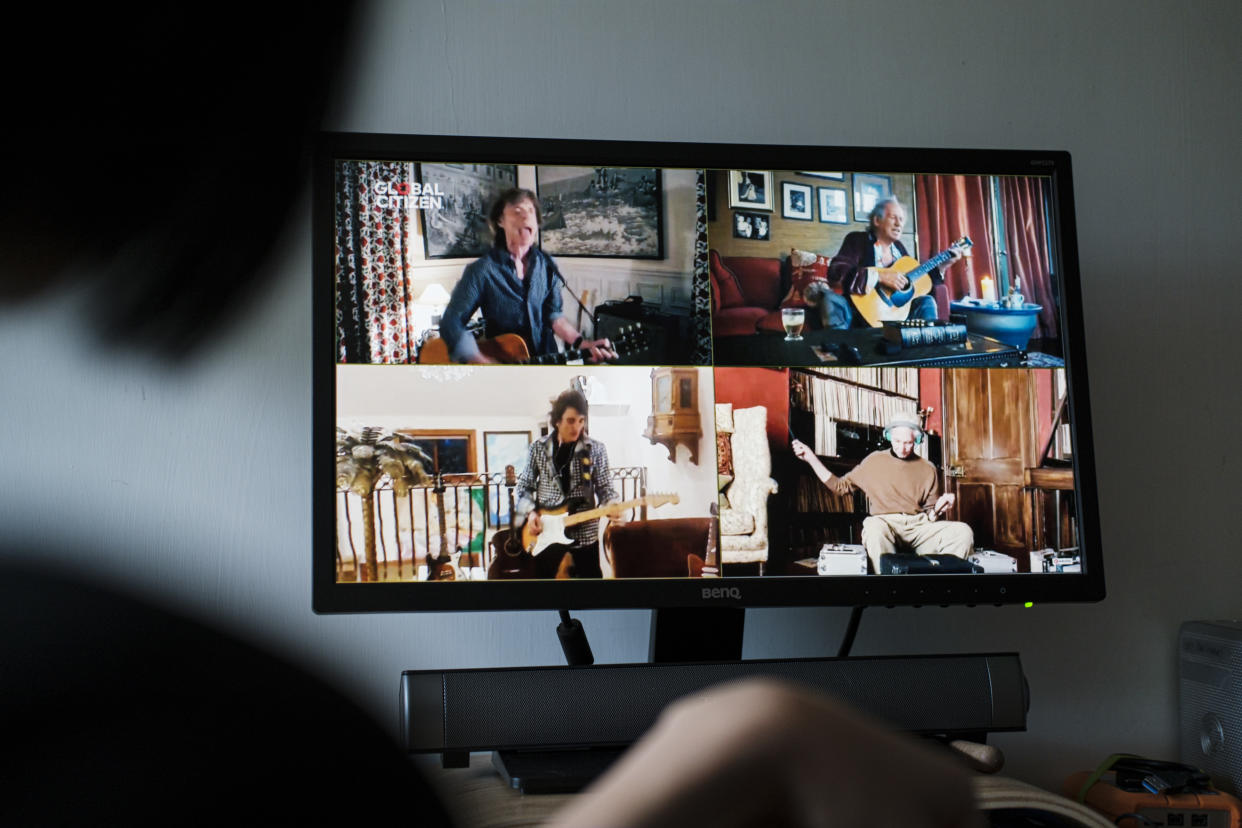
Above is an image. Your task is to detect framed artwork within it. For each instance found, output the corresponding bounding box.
[732,210,770,241]
[535,167,663,259]
[397,429,477,474]
[482,430,530,528]
[781,182,813,221]
[417,163,518,259]
[483,431,531,473]
[727,170,774,211]
[817,187,849,224]
[798,171,845,180]
[852,173,893,221]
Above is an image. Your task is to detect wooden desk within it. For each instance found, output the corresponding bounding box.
[421,753,1114,828]
[421,754,570,828]
[711,327,1023,368]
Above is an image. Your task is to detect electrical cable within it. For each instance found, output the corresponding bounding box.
[838,606,864,657]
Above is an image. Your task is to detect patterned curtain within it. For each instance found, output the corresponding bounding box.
[691,169,712,364]
[335,161,415,363]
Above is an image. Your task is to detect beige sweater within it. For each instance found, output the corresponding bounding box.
[824,450,939,515]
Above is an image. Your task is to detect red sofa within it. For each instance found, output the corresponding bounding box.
[709,248,949,336]
[709,250,808,337]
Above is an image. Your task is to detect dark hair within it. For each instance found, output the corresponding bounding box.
[550,389,588,426]
[489,188,542,246]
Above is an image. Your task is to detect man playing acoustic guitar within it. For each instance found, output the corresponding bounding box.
[811,197,964,329]
[438,188,616,364]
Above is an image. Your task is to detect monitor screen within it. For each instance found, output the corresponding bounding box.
[314,134,1102,613]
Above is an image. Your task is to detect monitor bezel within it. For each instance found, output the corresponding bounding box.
[312,131,1103,613]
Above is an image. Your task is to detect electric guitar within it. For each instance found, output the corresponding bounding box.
[416,323,648,365]
[849,236,972,327]
[521,493,679,557]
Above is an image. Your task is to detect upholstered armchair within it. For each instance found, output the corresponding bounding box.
[604,517,718,578]
[716,404,778,572]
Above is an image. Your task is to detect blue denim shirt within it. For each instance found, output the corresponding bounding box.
[439,246,565,362]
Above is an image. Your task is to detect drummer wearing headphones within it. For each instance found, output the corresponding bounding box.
[791,412,973,574]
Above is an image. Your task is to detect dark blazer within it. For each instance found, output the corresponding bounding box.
[827,230,941,295]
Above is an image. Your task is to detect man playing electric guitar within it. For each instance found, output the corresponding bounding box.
[438,187,616,364]
[813,197,964,329]
[513,388,620,579]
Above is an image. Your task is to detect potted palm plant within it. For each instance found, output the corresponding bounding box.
[335,427,431,581]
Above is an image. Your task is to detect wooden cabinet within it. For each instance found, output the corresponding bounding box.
[644,367,702,464]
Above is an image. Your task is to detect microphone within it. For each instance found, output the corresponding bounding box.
[553,269,596,339]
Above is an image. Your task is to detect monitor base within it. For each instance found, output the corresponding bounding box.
[491,747,626,794]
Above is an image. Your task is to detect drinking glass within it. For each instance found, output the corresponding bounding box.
[781,307,805,341]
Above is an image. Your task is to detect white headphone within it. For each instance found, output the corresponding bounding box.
[882,414,925,446]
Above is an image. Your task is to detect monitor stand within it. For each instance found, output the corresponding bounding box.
[491,607,746,793]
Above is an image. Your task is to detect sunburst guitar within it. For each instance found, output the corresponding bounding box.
[417,324,648,365]
[521,493,679,557]
[850,236,972,327]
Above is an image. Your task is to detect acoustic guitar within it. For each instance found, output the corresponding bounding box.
[521,493,679,557]
[486,464,538,580]
[416,324,648,365]
[849,236,972,327]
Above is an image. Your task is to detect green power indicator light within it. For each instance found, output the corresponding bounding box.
[1024,602,1034,608]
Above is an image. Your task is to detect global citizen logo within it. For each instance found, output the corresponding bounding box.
[374,180,445,210]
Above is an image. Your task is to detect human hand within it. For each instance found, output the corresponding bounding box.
[791,438,814,463]
[547,678,984,828]
[525,511,544,536]
[933,492,956,517]
[877,267,910,291]
[585,338,617,362]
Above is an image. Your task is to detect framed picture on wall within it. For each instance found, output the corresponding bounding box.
[483,431,531,473]
[781,182,813,221]
[534,166,663,259]
[817,187,849,224]
[852,173,893,221]
[732,210,770,240]
[727,170,774,211]
[397,429,477,474]
[417,163,518,259]
[798,171,845,180]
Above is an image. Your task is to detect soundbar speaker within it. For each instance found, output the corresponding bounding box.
[401,653,1027,755]
[1180,620,1242,794]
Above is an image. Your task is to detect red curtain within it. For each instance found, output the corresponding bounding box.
[915,174,1058,341]
[997,176,1058,340]
[915,175,995,305]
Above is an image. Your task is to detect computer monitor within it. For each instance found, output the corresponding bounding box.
[313,133,1103,624]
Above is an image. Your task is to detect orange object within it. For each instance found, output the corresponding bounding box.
[1063,770,1242,828]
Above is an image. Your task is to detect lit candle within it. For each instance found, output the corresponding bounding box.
[980,276,996,303]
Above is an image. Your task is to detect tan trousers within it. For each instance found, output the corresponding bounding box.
[860,513,975,574]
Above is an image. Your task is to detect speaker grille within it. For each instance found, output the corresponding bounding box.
[1180,621,1242,794]
[405,655,1023,752]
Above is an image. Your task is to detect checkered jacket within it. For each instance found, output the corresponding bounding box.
[515,433,617,546]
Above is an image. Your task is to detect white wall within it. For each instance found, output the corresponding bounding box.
[3,0,1241,792]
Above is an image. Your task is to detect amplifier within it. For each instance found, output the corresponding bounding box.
[1181,620,1242,795]
[594,298,690,364]
[401,653,1027,756]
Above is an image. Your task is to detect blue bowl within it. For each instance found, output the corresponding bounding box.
[949,301,1043,349]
